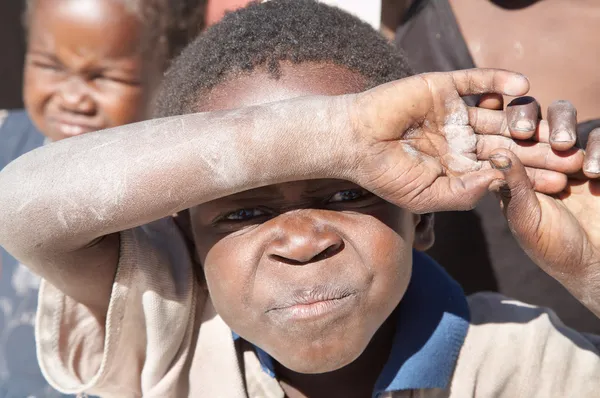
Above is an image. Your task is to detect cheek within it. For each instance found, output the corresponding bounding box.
[348,205,415,314]
[350,212,413,326]
[97,86,147,126]
[200,234,262,331]
[23,66,53,119]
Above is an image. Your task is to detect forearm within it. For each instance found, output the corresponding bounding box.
[0,96,351,261]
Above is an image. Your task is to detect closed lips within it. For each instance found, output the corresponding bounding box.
[266,285,358,312]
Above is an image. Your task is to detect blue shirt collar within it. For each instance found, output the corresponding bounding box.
[233,250,470,395]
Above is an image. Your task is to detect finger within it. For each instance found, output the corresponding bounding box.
[469,107,509,137]
[477,135,584,174]
[575,119,600,149]
[506,96,540,140]
[469,107,552,143]
[477,93,504,110]
[487,149,543,239]
[548,100,577,150]
[449,68,530,97]
[584,128,600,178]
[413,168,504,213]
[524,167,567,194]
[481,162,567,194]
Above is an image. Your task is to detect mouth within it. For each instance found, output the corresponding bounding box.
[48,118,101,137]
[266,286,358,321]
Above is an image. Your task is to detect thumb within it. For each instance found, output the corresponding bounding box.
[489,149,542,247]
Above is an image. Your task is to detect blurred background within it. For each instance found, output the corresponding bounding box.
[0,1,26,109]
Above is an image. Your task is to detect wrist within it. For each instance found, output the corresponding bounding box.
[251,95,359,184]
[323,94,362,181]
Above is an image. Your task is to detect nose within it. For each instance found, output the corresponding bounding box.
[58,76,95,114]
[266,212,344,265]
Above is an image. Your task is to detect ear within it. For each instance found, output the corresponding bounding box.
[172,209,194,241]
[412,213,435,251]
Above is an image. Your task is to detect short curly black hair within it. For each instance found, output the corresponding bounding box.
[25,0,207,66]
[155,0,413,117]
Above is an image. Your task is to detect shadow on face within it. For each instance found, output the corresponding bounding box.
[23,0,162,141]
[187,62,434,373]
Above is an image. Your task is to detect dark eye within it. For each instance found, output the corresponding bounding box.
[32,61,62,72]
[93,74,117,82]
[328,188,368,203]
[223,208,268,221]
[92,74,116,83]
[92,73,142,86]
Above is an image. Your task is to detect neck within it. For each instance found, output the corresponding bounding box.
[275,311,397,398]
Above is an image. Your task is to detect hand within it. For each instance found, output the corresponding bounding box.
[488,121,600,317]
[345,69,583,213]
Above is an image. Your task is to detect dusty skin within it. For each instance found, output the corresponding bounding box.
[0,68,585,323]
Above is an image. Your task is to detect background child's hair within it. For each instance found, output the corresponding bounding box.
[155,0,414,117]
[24,0,207,65]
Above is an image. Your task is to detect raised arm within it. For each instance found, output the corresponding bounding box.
[0,98,350,318]
[1,68,569,321]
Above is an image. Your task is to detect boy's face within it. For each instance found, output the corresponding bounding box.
[190,63,434,373]
[23,0,161,141]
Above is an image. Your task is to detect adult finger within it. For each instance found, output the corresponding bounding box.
[477,93,504,110]
[575,119,600,149]
[487,149,542,240]
[506,96,540,140]
[480,161,567,194]
[584,128,600,178]
[548,100,577,151]
[448,68,530,97]
[477,135,583,174]
[469,107,509,137]
[523,167,567,194]
[469,107,552,143]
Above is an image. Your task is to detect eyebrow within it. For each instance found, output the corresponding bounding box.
[27,50,62,63]
[221,182,356,206]
[200,181,361,224]
[226,189,306,203]
[303,180,356,194]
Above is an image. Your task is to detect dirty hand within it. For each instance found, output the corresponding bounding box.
[344,69,582,213]
[488,108,600,317]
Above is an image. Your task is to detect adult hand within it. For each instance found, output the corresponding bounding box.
[345,69,583,213]
[488,120,600,317]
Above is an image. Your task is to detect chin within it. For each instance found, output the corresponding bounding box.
[270,335,368,374]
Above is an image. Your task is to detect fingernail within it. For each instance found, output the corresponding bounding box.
[490,155,512,170]
[584,160,600,175]
[512,119,535,131]
[552,129,573,143]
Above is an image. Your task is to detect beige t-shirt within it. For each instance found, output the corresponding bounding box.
[35,218,600,397]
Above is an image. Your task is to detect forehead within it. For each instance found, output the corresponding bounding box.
[192,63,369,211]
[28,0,142,59]
[196,62,368,112]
